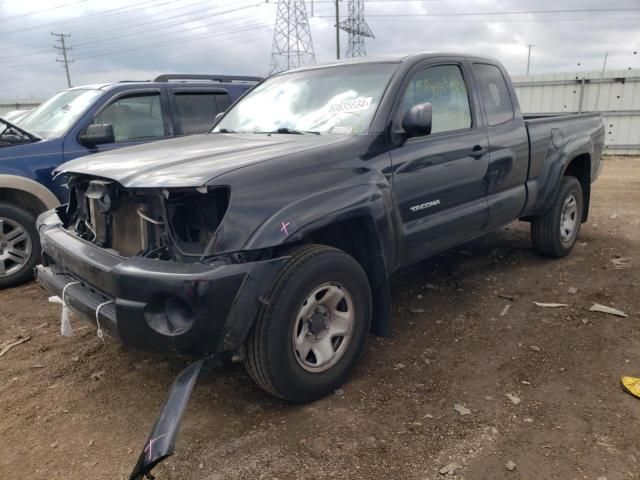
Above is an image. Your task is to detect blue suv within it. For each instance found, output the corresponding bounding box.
[0,74,260,288]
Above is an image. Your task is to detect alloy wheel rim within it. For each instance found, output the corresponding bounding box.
[559,194,579,244]
[292,282,355,373]
[0,217,32,278]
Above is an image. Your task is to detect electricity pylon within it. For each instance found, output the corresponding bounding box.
[269,0,316,74]
[339,0,374,57]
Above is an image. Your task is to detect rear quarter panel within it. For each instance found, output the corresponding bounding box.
[521,113,604,217]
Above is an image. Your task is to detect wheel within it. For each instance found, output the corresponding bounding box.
[0,203,40,289]
[244,244,372,403]
[531,176,583,258]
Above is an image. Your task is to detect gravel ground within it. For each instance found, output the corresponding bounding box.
[1,156,638,480]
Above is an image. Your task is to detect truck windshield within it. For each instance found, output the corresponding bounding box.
[214,63,397,135]
[17,89,103,139]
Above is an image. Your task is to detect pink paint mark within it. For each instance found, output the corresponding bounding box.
[280,221,290,236]
[144,433,167,461]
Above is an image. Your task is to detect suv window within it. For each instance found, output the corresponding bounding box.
[174,92,230,135]
[473,63,514,126]
[399,64,472,134]
[93,93,164,142]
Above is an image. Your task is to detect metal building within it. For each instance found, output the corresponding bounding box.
[512,69,640,155]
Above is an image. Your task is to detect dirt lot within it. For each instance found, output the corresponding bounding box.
[1,156,639,480]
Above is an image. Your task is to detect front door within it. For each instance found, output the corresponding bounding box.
[65,90,171,160]
[390,61,490,265]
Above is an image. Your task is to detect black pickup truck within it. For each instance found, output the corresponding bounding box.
[37,53,604,404]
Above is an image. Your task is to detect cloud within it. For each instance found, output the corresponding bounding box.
[1,0,639,99]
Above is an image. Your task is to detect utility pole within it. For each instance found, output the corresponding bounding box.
[335,0,340,59]
[269,1,316,74]
[52,32,73,88]
[526,44,534,75]
[339,0,374,57]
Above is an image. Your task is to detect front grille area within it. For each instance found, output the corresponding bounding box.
[63,175,229,261]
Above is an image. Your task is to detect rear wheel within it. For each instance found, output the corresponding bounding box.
[0,203,40,289]
[531,176,583,258]
[244,244,372,403]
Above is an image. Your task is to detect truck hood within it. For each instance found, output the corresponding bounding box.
[55,133,350,188]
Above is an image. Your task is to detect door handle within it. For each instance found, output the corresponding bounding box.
[470,145,487,159]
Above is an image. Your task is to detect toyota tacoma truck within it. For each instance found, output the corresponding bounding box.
[0,74,260,288]
[36,53,604,404]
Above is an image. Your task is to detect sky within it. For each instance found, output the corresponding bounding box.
[1,0,639,100]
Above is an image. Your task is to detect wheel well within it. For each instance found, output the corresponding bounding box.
[0,188,47,218]
[303,216,392,336]
[563,153,591,222]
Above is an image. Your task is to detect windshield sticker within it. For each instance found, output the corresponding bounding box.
[328,96,372,114]
[331,126,353,134]
[488,83,501,106]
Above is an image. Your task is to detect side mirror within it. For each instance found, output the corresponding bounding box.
[79,123,115,145]
[402,103,432,138]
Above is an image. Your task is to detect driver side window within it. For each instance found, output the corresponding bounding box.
[400,65,472,134]
[92,93,164,142]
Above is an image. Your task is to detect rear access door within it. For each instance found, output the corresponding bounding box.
[470,62,529,230]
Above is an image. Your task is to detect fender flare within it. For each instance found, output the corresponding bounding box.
[538,135,593,215]
[0,174,60,210]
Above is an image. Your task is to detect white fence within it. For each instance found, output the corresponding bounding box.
[512,69,640,155]
[0,99,44,116]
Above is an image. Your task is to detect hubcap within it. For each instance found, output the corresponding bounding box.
[560,194,579,244]
[292,282,355,373]
[0,217,32,278]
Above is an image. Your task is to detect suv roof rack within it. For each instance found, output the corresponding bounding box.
[153,74,262,83]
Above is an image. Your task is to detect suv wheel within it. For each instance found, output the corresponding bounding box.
[531,176,584,258]
[244,244,372,403]
[0,203,40,289]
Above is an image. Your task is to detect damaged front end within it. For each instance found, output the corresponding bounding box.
[36,174,287,356]
[63,175,230,261]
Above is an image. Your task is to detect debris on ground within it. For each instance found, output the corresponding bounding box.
[0,336,30,358]
[506,393,521,405]
[611,257,631,269]
[505,460,517,471]
[588,303,628,318]
[410,308,426,314]
[534,302,569,308]
[439,463,461,475]
[454,404,471,416]
[568,287,578,294]
[334,388,344,396]
[498,293,515,301]
[90,370,105,381]
[529,345,541,352]
[582,318,590,325]
[500,304,511,316]
[621,377,640,399]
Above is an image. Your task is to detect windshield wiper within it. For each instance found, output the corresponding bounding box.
[261,127,321,135]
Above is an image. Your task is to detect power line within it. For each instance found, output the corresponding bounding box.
[3,0,88,22]
[269,0,316,74]
[336,7,640,17]
[51,32,73,88]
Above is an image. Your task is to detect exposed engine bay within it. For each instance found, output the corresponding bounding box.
[61,175,230,261]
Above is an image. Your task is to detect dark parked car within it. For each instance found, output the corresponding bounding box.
[0,74,260,288]
[37,53,604,404]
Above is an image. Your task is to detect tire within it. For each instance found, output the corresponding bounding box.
[531,176,583,258]
[0,203,40,289]
[244,244,372,403]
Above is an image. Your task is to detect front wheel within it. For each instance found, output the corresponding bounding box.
[0,203,40,289]
[531,176,584,258]
[243,244,372,403]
